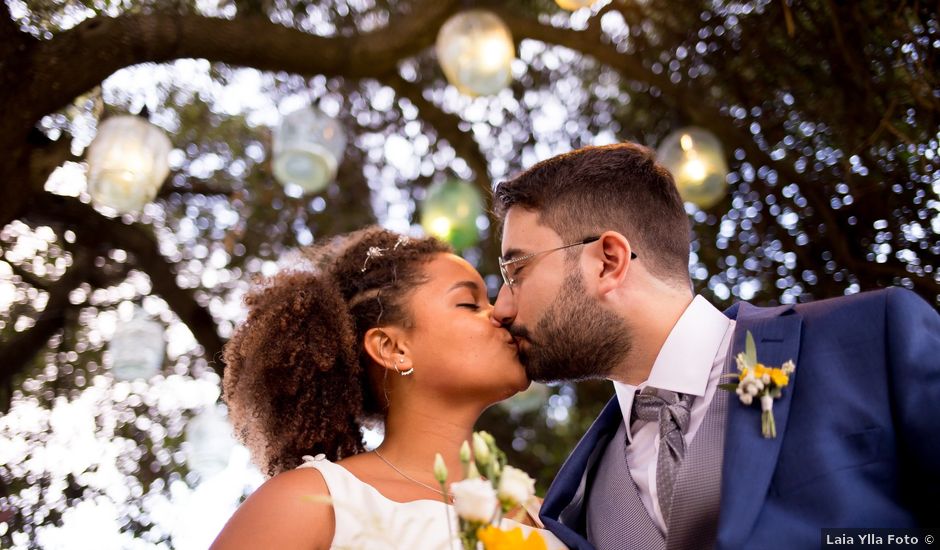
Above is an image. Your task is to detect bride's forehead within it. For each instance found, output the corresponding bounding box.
[421,253,480,282]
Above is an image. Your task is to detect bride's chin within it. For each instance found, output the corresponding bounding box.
[502,377,530,400]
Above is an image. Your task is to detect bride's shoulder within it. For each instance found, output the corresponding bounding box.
[271,461,333,493]
[210,463,334,550]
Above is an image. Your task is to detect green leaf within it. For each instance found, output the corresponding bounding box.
[718,383,739,391]
[745,331,758,366]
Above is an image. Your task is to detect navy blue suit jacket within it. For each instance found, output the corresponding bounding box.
[540,288,940,549]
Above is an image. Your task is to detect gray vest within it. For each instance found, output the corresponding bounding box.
[586,376,729,550]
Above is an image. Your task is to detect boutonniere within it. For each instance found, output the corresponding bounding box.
[719,331,796,438]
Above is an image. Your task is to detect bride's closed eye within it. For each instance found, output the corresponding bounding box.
[457,303,481,310]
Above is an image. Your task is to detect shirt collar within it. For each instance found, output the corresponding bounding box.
[613,295,731,435]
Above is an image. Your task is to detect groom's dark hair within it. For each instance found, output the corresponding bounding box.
[493,142,691,285]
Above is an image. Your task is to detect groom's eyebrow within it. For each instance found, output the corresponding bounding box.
[501,247,527,261]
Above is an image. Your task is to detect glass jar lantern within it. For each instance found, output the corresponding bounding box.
[420,179,484,251]
[656,127,730,210]
[86,115,172,214]
[185,404,237,479]
[436,10,515,97]
[272,106,347,194]
[109,309,165,381]
[555,0,599,10]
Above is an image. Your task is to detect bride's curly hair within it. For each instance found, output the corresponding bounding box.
[221,227,451,476]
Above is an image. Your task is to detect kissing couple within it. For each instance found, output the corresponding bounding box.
[212,143,939,550]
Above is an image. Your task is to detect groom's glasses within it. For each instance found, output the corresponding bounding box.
[498,236,637,292]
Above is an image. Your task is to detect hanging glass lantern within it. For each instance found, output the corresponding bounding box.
[656,127,729,210]
[420,179,484,251]
[272,106,347,194]
[109,309,165,381]
[185,404,237,479]
[436,10,515,97]
[86,115,172,214]
[555,0,599,10]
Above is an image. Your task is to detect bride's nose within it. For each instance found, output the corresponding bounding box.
[487,303,502,327]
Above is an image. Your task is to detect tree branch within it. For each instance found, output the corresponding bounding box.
[383,74,491,200]
[0,250,89,413]
[0,1,461,230]
[0,1,30,60]
[15,1,459,136]
[497,7,938,296]
[381,73,503,275]
[29,133,78,192]
[30,194,227,374]
[156,179,235,199]
[9,263,50,291]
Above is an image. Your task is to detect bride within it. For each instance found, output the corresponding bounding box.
[210,227,565,549]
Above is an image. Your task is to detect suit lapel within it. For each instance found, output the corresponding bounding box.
[541,397,622,550]
[717,302,803,548]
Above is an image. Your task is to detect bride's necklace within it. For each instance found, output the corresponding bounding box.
[373,449,454,501]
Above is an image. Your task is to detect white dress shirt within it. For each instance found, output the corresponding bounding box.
[612,295,735,534]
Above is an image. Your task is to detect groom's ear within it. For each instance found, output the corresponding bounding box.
[363,326,410,372]
[590,231,633,296]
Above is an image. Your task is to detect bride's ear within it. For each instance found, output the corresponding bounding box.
[363,326,411,373]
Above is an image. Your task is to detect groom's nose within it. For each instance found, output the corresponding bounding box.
[492,284,516,327]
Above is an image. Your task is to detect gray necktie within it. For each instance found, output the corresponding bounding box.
[631,387,694,526]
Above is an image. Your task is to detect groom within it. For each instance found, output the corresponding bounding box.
[491,143,939,550]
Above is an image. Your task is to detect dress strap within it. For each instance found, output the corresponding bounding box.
[521,498,545,528]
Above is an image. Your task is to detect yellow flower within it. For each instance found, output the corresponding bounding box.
[477,526,547,550]
[738,367,749,381]
[770,368,789,387]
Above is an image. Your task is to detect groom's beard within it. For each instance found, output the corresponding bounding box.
[510,271,631,383]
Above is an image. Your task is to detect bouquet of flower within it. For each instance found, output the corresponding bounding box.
[431,431,546,550]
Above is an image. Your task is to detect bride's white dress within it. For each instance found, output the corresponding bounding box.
[298,454,567,550]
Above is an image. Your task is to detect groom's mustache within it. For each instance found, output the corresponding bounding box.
[506,324,532,343]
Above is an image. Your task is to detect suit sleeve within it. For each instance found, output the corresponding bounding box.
[884,287,940,518]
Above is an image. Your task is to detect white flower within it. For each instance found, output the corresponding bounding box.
[740,393,753,406]
[459,440,472,463]
[433,453,448,484]
[472,432,491,465]
[761,373,771,385]
[735,353,748,372]
[781,360,796,374]
[467,460,481,479]
[497,466,536,508]
[746,384,759,396]
[451,478,499,523]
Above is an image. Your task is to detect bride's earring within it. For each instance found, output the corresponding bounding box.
[397,357,414,376]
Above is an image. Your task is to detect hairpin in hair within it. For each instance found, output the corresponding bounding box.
[393,235,410,250]
[361,246,386,272]
[361,235,411,272]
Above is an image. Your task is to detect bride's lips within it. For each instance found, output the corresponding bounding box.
[502,335,521,353]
